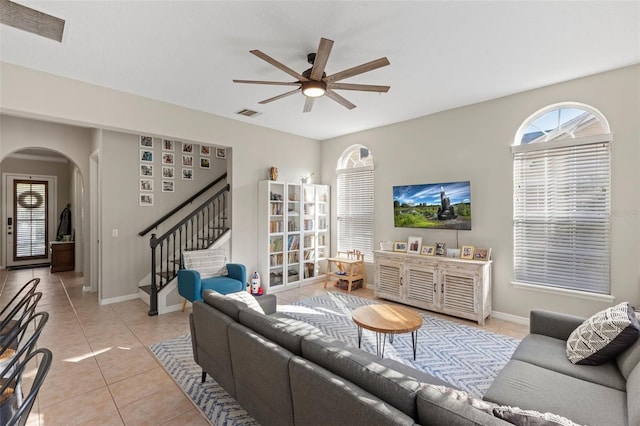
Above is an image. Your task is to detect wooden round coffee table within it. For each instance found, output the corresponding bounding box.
[352,304,422,360]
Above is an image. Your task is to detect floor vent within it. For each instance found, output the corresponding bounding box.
[236,109,260,118]
[0,0,65,42]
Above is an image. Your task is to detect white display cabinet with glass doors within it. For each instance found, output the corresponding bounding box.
[259,181,330,293]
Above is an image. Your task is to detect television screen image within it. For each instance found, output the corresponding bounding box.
[393,181,471,230]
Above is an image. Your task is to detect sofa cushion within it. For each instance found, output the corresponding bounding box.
[301,334,449,421]
[183,248,227,279]
[202,289,245,320]
[566,302,640,365]
[289,356,416,426]
[493,406,582,426]
[627,361,640,426]
[483,359,627,426]
[616,323,640,380]
[512,334,626,391]
[416,384,506,426]
[225,291,264,314]
[238,308,321,355]
[227,322,295,426]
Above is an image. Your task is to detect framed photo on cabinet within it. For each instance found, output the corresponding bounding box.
[407,236,422,254]
[461,245,475,260]
[421,245,435,255]
[393,241,407,252]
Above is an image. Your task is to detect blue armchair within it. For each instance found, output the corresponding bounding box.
[177,263,246,311]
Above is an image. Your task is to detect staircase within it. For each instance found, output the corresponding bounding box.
[139,174,229,315]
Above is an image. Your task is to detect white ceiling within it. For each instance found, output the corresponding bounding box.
[1,1,639,141]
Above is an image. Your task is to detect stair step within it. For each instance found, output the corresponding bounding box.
[139,285,152,295]
[156,271,176,280]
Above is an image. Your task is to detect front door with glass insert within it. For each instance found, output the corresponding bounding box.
[13,179,49,261]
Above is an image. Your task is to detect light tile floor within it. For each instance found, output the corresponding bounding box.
[0,267,528,425]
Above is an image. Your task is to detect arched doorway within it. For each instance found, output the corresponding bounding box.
[1,148,85,271]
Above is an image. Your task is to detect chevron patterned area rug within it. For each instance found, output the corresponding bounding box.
[150,292,520,425]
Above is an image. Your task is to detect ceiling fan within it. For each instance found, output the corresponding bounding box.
[233,37,390,113]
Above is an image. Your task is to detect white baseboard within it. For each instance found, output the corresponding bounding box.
[99,293,140,306]
[491,310,529,326]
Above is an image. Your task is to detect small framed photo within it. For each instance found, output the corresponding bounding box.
[162,139,174,151]
[182,142,193,153]
[200,145,211,157]
[447,249,461,258]
[162,152,175,165]
[393,241,407,252]
[182,155,193,167]
[140,149,153,163]
[435,242,447,256]
[139,193,153,206]
[162,180,175,192]
[460,245,475,260]
[200,157,210,169]
[139,178,153,192]
[407,236,422,254]
[140,135,153,148]
[162,166,174,179]
[215,147,226,159]
[474,248,491,261]
[140,164,153,177]
[182,168,193,180]
[421,245,435,256]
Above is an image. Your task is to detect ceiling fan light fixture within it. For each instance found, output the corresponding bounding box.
[302,80,326,98]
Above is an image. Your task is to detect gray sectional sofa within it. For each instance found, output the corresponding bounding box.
[189,290,639,425]
[484,309,640,426]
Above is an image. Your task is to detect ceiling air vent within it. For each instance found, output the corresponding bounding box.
[0,0,65,42]
[236,109,260,118]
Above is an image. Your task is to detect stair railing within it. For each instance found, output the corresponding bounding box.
[147,183,230,315]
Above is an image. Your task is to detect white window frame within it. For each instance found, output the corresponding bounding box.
[512,104,612,299]
[336,145,374,263]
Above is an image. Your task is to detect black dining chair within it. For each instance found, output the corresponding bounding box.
[0,348,52,426]
[0,291,42,344]
[0,311,48,374]
[0,279,41,336]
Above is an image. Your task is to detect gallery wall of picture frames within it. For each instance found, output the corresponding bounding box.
[138,135,226,207]
[383,237,491,261]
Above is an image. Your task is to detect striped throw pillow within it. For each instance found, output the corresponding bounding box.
[183,249,228,279]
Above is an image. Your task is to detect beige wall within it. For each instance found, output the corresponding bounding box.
[2,61,637,318]
[0,62,320,303]
[321,64,640,319]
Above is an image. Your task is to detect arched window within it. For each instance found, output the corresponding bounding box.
[513,103,611,295]
[336,145,374,262]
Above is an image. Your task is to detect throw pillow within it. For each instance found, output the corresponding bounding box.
[566,301,640,365]
[493,406,582,426]
[183,249,227,279]
[225,291,265,315]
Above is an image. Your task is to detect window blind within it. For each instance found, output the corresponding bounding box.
[14,180,48,259]
[513,139,611,294]
[337,167,374,262]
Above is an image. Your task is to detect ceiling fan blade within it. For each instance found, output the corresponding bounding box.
[309,38,334,81]
[325,57,390,82]
[303,97,315,113]
[250,49,308,81]
[325,89,356,110]
[329,82,390,93]
[0,0,65,42]
[258,88,301,104]
[233,79,300,86]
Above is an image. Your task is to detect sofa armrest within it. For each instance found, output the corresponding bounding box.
[226,263,246,285]
[256,294,277,315]
[178,269,202,302]
[529,309,586,340]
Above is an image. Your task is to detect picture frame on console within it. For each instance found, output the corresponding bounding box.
[474,248,491,260]
[461,245,475,260]
[407,236,422,254]
[435,242,447,256]
[421,245,435,255]
[393,241,407,252]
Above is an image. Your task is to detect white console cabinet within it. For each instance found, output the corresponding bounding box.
[374,250,492,325]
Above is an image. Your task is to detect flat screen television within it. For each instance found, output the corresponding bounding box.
[393,181,471,230]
